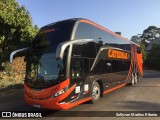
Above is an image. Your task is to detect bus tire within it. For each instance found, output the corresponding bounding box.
[91,82,101,103]
[131,73,135,86]
[134,73,138,84]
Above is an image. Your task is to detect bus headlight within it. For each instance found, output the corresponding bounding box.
[53,87,68,97]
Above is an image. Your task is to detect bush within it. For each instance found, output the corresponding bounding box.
[0,57,25,88]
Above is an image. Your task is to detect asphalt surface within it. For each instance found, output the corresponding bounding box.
[0,70,160,120]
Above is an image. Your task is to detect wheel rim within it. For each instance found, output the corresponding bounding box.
[92,86,100,100]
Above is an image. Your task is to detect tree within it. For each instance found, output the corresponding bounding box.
[146,44,160,69]
[131,35,141,45]
[140,43,146,60]
[141,26,160,46]
[131,26,160,47]
[0,0,38,62]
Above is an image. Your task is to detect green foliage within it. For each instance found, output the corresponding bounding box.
[140,43,146,60]
[0,0,38,88]
[131,25,160,48]
[146,44,160,69]
[0,0,38,62]
[141,26,160,46]
[143,26,158,33]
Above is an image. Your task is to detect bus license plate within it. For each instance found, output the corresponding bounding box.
[33,104,40,108]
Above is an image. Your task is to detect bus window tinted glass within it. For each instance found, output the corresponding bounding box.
[71,57,83,78]
[112,60,120,72]
[90,59,106,74]
[95,28,113,45]
[32,20,75,51]
[74,22,95,40]
[72,42,97,58]
[105,60,112,73]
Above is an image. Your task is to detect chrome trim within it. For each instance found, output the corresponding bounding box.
[56,39,93,60]
[10,48,28,63]
[66,21,79,77]
[90,46,125,71]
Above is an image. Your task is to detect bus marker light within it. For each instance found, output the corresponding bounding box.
[60,102,66,104]
[54,89,65,97]
[53,86,68,97]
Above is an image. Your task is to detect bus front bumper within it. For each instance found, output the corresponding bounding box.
[24,94,70,110]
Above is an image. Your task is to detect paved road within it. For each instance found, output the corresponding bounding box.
[0,70,160,120]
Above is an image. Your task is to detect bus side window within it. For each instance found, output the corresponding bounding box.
[105,60,112,73]
[112,60,120,72]
[90,59,106,74]
[120,61,127,71]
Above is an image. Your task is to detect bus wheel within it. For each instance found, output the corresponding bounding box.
[131,73,135,86]
[134,73,138,84]
[91,82,100,103]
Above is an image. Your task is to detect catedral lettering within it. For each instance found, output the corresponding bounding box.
[108,49,128,59]
[10,18,143,110]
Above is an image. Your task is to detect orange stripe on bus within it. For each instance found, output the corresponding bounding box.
[103,83,126,94]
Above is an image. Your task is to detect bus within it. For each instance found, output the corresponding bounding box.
[10,18,143,110]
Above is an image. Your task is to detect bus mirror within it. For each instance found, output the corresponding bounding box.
[10,48,28,64]
[56,39,93,60]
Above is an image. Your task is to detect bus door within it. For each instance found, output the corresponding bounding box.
[69,57,84,100]
[71,57,83,82]
[69,57,91,101]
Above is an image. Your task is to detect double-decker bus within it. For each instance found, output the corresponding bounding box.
[10,18,143,110]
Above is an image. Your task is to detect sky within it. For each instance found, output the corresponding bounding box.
[16,0,160,39]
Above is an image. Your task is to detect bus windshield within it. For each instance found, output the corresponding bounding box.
[25,52,67,89]
[25,20,75,89]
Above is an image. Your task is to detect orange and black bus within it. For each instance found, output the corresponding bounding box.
[10,18,143,110]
